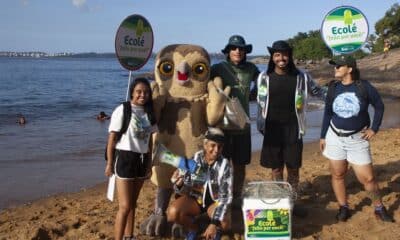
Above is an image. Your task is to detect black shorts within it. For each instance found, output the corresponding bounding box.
[260,122,303,169]
[222,130,251,165]
[115,150,151,179]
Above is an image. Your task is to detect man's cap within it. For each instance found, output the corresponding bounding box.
[205,127,224,144]
[267,40,292,55]
[329,55,357,68]
[221,35,252,54]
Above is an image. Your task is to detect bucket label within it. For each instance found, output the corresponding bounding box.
[245,209,290,237]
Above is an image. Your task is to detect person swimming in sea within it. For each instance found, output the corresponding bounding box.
[17,115,26,125]
[96,111,110,121]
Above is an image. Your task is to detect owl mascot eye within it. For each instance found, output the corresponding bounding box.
[140,44,230,237]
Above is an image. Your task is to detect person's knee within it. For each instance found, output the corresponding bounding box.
[118,202,133,215]
[360,175,375,186]
[331,171,346,180]
[166,206,178,222]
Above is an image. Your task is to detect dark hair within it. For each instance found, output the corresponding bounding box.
[351,67,360,80]
[129,77,156,125]
[266,49,299,75]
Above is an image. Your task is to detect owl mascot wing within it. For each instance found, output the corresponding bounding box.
[140,44,229,237]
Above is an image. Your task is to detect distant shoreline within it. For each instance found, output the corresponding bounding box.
[0,51,268,60]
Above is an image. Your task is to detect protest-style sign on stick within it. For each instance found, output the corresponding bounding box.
[108,14,154,201]
[321,6,369,56]
[115,14,154,100]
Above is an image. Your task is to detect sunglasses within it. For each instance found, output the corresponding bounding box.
[229,46,245,51]
[335,65,345,69]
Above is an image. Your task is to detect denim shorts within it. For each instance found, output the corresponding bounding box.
[323,127,371,165]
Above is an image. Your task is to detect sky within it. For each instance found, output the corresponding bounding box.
[0,0,398,55]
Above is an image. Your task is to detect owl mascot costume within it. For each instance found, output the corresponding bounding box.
[140,44,230,237]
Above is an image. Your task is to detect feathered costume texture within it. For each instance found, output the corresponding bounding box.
[150,44,229,187]
[141,44,229,237]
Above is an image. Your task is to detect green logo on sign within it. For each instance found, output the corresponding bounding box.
[344,9,353,25]
[115,14,154,71]
[321,6,369,54]
[136,19,144,37]
[245,209,290,238]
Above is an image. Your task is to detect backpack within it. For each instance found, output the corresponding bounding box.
[104,101,132,161]
[326,79,368,106]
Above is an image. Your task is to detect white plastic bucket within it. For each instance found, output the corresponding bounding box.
[242,181,294,240]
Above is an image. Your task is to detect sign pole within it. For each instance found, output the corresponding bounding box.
[126,71,132,101]
[108,14,154,202]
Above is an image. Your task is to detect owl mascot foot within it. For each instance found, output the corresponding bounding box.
[139,187,171,236]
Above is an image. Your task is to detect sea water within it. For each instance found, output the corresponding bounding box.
[0,57,148,209]
[1,57,400,210]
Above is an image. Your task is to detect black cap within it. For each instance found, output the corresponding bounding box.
[329,55,357,68]
[205,127,224,144]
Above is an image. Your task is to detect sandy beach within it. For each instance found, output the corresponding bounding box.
[1,127,399,239]
[2,50,400,240]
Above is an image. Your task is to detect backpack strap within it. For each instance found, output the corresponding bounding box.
[326,80,368,105]
[326,80,339,106]
[104,101,132,161]
[116,101,132,142]
[355,80,368,101]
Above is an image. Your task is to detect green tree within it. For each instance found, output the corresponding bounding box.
[287,30,331,60]
[373,3,400,52]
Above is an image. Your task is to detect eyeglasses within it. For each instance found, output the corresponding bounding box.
[229,46,245,51]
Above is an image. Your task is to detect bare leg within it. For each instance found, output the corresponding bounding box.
[271,167,284,181]
[351,164,382,206]
[123,180,144,237]
[329,160,348,206]
[207,203,231,231]
[115,179,134,240]
[167,195,200,231]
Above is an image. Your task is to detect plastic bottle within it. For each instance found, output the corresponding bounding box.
[155,143,197,173]
[295,94,303,110]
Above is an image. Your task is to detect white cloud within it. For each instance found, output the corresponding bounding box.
[72,0,88,10]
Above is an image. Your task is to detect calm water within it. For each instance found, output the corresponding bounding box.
[1,57,400,209]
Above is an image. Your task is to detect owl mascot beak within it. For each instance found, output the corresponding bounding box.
[176,61,190,85]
